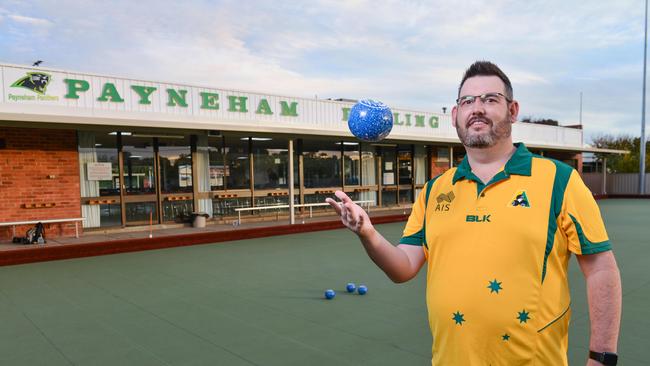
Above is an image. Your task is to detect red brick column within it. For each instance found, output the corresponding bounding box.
[0,127,81,240]
[574,153,583,173]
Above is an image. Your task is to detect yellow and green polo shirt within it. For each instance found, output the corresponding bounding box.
[400,143,610,366]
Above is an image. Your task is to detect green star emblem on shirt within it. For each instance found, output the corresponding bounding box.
[452,311,465,325]
[517,310,531,324]
[487,279,503,294]
[502,333,510,341]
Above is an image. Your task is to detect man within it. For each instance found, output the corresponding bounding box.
[326,61,621,365]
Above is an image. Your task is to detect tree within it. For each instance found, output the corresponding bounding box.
[520,116,559,126]
[590,134,649,173]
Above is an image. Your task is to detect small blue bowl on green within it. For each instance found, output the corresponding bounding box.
[324,289,336,300]
[346,283,356,293]
[357,285,368,295]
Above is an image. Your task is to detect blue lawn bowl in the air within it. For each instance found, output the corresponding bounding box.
[324,289,336,300]
[347,99,393,142]
[346,282,356,293]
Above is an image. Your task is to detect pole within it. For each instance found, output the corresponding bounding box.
[641,0,648,194]
[289,139,295,224]
[603,157,607,195]
[579,91,583,126]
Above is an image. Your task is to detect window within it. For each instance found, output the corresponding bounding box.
[453,146,466,167]
[122,135,156,195]
[252,137,288,189]
[431,146,450,177]
[226,137,250,190]
[343,142,361,185]
[398,146,412,185]
[158,136,192,193]
[207,136,225,190]
[302,139,341,188]
[361,144,376,186]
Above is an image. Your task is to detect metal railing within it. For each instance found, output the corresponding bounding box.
[0,218,85,238]
[234,200,374,224]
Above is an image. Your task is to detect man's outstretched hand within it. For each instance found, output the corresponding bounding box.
[325,191,374,238]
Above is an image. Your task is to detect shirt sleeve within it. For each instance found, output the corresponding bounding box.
[560,170,611,255]
[399,178,433,247]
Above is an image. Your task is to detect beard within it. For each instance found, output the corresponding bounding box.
[455,111,512,148]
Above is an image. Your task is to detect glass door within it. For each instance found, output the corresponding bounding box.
[380,146,397,207]
[121,135,158,226]
[78,131,122,228]
[398,147,413,204]
[158,136,193,222]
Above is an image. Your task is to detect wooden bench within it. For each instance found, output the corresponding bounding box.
[0,218,85,239]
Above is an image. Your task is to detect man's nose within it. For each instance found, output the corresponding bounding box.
[470,100,486,115]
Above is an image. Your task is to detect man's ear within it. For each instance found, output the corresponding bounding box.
[509,100,520,124]
[451,105,458,128]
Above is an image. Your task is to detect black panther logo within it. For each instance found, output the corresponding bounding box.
[11,72,51,95]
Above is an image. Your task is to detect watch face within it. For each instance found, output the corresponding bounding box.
[603,352,618,363]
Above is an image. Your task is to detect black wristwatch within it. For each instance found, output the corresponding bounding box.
[589,350,618,365]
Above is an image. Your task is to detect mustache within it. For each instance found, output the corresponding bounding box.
[466,117,493,128]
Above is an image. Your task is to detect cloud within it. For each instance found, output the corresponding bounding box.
[508,70,550,85]
[582,110,644,141]
[8,14,52,27]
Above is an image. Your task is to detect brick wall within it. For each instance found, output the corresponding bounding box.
[0,127,81,240]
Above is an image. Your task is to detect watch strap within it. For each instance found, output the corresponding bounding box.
[589,350,618,365]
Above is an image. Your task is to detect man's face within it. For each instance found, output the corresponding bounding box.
[451,76,518,148]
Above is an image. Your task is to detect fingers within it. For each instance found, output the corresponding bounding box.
[326,192,363,231]
[325,197,343,215]
[326,191,352,215]
[334,190,352,204]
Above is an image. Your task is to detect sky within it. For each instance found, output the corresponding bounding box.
[0,0,647,143]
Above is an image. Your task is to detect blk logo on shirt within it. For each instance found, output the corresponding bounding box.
[466,214,491,223]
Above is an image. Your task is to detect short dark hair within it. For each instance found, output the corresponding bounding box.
[458,61,513,100]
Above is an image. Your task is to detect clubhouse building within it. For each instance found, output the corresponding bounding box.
[0,62,611,238]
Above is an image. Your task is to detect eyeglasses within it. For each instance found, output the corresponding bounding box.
[456,92,512,108]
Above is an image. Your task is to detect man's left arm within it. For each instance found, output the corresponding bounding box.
[576,250,622,362]
[560,170,622,364]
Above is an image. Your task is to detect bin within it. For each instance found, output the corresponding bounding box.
[192,212,209,228]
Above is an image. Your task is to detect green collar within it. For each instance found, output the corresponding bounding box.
[452,142,533,185]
